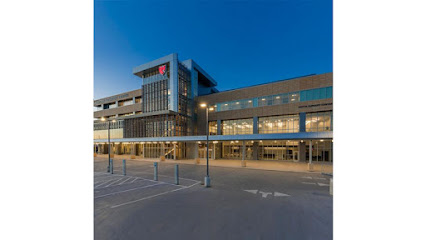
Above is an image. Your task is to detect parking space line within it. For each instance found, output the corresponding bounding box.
[110,181,200,208]
[95,183,165,199]
[94,176,119,185]
[103,177,128,188]
[95,178,120,188]
[301,182,317,185]
[118,177,132,185]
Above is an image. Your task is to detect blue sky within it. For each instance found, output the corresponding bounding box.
[94,0,332,99]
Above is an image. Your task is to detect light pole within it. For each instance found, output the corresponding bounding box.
[200,103,214,187]
[101,117,116,173]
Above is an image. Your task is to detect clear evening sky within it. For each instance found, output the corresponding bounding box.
[94,0,332,100]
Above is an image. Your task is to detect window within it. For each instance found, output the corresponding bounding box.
[258,114,299,134]
[214,86,332,112]
[208,121,217,135]
[258,140,299,160]
[306,111,333,132]
[222,118,253,135]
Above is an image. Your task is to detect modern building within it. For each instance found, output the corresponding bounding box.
[94,53,333,165]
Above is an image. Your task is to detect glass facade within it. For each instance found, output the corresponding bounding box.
[305,140,333,162]
[306,111,333,132]
[258,92,300,107]
[258,114,299,134]
[222,141,254,160]
[178,63,192,116]
[93,121,124,139]
[141,78,169,113]
[258,140,299,161]
[215,86,332,112]
[300,86,332,102]
[123,114,190,138]
[209,121,217,135]
[217,99,253,112]
[222,118,253,135]
[141,63,170,113]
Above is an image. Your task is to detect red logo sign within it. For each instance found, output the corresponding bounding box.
[159,65,166,75]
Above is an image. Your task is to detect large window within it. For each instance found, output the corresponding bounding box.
[208,121,217,135]
[219,99,253,111]
[258,140,299,161]
[123,115,190,138]
[306,111,333,132]
[222,141,254,159]
[215,86,331,112]
[93,120,124,139]
[300,86,332,101]
[305,140,333,162]
[222,118,253,135]
[118,99,134,107]
[258,114,299,134]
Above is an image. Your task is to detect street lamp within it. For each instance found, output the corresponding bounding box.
[101,117,116,173]
[200,103,214,187]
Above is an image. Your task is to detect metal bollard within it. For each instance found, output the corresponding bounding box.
[122,159,126,175]
[110,158,114,174]
[175,164,179,185]
[153,162,158,181]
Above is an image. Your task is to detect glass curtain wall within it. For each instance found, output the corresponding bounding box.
[141,63,170,113]
[123,115,190,138]
[306,111,333,132]
[222,118,253,135]
[93,120,124,139]
[306,140,333,162]
[258,140,299,161]
[221,141,254,160]
[258,114,300,134]
[178,63,192,116]
[209,121,217,135]
[215,86,332,112]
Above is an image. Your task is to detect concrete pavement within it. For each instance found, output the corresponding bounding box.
[94,154,333,174]
[94,158,333,240]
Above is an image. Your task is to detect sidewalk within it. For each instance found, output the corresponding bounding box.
[94,154,333,174]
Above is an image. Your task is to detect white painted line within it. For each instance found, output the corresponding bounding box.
[118,177,132,185]
[314,177,327,180]
[129,177,138,184]
[301,176,313,179]
[274,192,291,197]
[158,174,200,183]
[301,182,317,185]
[95,178,119,188]
[95,183,165,199]
[110,181,200,208]
[259,191,272,198]
[317,183,330,187]
[244,190,258,194]
[103,177,127,188]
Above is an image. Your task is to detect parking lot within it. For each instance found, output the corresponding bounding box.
[94,158,333,240]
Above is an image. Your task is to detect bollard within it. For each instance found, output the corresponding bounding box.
[154,162,158,181]
[122,159,126,175]
[110,158,114,174]
[175,164,179,185]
